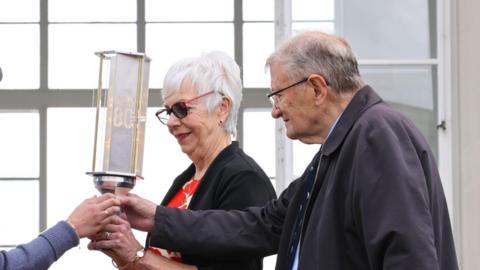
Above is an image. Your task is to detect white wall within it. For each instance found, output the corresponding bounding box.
[453,0,480,268]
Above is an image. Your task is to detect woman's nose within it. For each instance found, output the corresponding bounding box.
[166,114,181,127]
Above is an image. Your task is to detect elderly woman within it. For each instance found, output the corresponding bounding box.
[92,51,276,270]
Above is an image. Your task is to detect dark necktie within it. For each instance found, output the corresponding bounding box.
[288,150,322,269]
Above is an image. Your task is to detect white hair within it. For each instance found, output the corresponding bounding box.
[162,51,242,137]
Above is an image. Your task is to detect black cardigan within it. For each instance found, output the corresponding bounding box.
[151,141,277,270]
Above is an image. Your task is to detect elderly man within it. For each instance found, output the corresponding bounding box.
[116,31,458,270]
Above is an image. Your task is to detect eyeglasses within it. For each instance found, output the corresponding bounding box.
[266,78,308,106]
[155,90,217,124]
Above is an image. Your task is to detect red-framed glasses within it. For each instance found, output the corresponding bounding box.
[155,90,217,124]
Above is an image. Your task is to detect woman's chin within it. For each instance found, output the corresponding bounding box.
[179,143,194,156]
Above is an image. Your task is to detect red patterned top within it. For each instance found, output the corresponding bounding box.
[149,178,201,262]
[166,178,201,209]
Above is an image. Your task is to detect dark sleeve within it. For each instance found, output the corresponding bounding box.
[149,180,298,260]
[352,123,441,269]
[197,170,276,269]
[0,221,79,270]
[196,260,261,270]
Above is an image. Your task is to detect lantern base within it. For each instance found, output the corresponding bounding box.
[86,171,143,195]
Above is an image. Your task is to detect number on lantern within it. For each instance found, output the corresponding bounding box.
[112,96,135,129]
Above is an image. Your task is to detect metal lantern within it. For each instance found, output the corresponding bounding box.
[87,51,151,195]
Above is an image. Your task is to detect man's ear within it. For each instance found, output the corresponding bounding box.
[308,74,329,102]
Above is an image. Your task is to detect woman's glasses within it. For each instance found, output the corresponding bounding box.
[155,90,217,124]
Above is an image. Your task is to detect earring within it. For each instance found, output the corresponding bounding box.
[218,120,223,126]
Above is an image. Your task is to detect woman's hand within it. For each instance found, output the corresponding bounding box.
[88,214,199,270]
[88,215,143,265]
[137,250,198,270]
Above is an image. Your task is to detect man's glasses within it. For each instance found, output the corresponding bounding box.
[266,78,308,106]
[266,75,330,106]
[155,90,217,124]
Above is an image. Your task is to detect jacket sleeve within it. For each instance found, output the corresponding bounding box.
[195,170,277,270]
[149,180,299,260]
[352,121,442,269]
[196,260,262,270]
[0,221,79,270]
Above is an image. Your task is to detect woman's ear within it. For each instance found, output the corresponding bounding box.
[217,96,232,122]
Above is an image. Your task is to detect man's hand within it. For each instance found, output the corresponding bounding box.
[118,193,157,232]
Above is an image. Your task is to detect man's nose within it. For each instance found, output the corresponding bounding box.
[271,105,281,119]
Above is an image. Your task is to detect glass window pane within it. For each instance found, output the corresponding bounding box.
[243,110,275,179]
[342,0,434,59]
[0,0,39,22]
[293,141,321,177]
[293,22,335,35]
[146,23,234,88]
[360,64,438,158]
[243,0,273,21]
[243,23,274,88]
[0,181,39,245]
[0,112,39,177]
[49,24,136,89]
[0,25,39,89]
[293,0,334,21]
[49,0,136,22]
[146,0,233,22]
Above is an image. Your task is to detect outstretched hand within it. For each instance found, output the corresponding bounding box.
[67,193,121,239]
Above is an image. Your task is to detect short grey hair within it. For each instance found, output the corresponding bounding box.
[162,51,242,137]
[266,31,364,93]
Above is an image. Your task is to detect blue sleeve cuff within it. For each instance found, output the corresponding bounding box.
[40,221,80,260]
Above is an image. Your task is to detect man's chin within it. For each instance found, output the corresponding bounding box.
[286,129,298,140]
